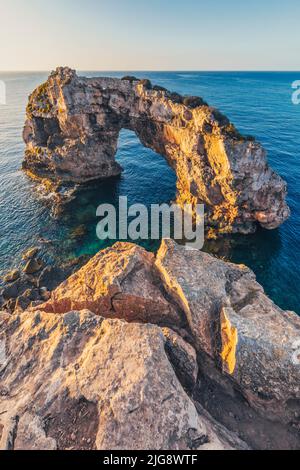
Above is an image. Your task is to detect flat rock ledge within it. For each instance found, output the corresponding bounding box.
[0,240,299,450]
[23,67,290,235]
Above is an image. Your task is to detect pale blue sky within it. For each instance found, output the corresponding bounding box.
[0,0,299,71]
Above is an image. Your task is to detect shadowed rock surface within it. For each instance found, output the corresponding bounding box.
[23,67,290,235]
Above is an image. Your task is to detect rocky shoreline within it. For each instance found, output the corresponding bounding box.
[0,247,89,314]
[1,240,299,450]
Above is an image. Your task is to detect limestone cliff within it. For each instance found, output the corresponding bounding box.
[0,310,246,450]
[1,240,299,450]
[23,67,290,235]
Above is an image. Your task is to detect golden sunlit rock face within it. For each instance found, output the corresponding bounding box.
[23,67,290,235]
[220,308,238,375]
[34,242,182,328]
[155,240,300,410]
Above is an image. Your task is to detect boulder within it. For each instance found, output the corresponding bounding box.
[2,299,16,313]
[1,274,40,313]
[14,296,31,312]
[3,270,20,283]
[35,243,182,328]
[23,258,44,275]
[22,247,39,260]
[14,288,42,313]
[39,287,51,301]
[155,239,300,423]
[38,265,69,291]
[2,281,20,300]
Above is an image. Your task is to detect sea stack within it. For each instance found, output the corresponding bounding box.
[23,67,290,235]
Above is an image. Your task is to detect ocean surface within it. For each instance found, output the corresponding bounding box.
[0,71,299,313]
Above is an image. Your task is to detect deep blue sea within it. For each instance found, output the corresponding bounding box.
[0,71,299,313]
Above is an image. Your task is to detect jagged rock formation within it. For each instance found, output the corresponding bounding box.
[35,243,182,328]
[1,240,299,450]
[23,67,290,235]
[155,240,300,427]
[0,310,247,450]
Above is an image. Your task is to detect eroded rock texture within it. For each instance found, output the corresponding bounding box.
[28,240,300,449]
[23,67,290,235]
[35,242,183,328]
[155,240,300,435]
[0,310,246,450]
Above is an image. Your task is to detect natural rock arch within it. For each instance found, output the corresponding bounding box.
[23,67,290,235]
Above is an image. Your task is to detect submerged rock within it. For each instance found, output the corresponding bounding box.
[23,258,44,275]
[23,67,290,235]
[69,225,88,240]
[2,270,20,284]
[22,247,39,260]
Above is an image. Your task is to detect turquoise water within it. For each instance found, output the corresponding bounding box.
[0,71,299,313]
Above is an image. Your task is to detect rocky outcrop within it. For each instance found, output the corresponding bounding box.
[1,240,299,449]
[27,240,300,449]
[155,240,300,429]
[35,243,183,328]
[0,310,247,450]
[23,67,290,235]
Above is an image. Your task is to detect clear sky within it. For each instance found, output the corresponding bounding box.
[0,0,299,71]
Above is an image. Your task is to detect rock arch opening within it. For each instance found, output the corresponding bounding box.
[115,128,176,206]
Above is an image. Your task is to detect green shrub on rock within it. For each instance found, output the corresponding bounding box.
[183,96,208,108]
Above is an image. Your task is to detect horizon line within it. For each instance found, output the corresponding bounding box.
[1,69,300,74]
